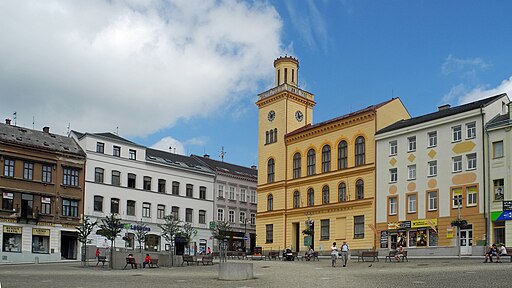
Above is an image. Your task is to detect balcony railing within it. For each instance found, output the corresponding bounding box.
[258,84,314,102]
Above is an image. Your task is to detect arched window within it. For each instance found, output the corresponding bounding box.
[322,145,331,173]
[269,129,274,143]
[307,188,314,206]
[355,136,365,166]
[338,182,347,202]
[293,191,300,208]
[274,128,277,142]
[267,194,273,211]
[267,159,275,183]
[322,185,330,204]
[307,149,316,176]
[293,153,301,179]
[356,179,364,200]
[266,131,269,144]
[338,141,348,169]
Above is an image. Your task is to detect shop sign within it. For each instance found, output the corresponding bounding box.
[387,221,411,230]
[3,225,22,234]
[502,201,512,211]
[209,221,216,229]
[37,222,55,227]
[446,227,454,239]
[32,228,50,236]
[123,224,151,232]
[0,218,17,223]
[304,236,312,247]
[380,231,388,248]
[2,192,13,199]
[411,219,438,228]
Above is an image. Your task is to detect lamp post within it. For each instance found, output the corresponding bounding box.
[242,218,249,253]
[453,196,463,260]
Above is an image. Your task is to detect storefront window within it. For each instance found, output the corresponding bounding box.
[416,229,427,247]
[32,236,50,253]
[389,232,397,249]
[397,231,407,247]
[428,229,438,246]
[408,231,417,247]
[3,226,22,252]
[145,234,160,252]
[494,221,505,245]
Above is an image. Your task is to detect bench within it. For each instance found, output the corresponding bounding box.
[312,251,319,261]
[96,256,107,267]
[498,247,512,262]
[123,257,139,269]
[357,251,379,262]
[148,258,159,268]
[202,255,214,265]
[385,250,396,262]
[267,251,280,260]
[182,255,199,266]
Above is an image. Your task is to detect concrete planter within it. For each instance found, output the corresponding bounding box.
[218,262,253,280]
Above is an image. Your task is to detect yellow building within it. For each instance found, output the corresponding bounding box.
[255,56,410,253]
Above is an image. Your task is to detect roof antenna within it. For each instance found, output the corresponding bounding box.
[32,116,35,129]
[219,146,226,162]
[13,112,17,126]
[66,123,70,135]
[116,126,119,135]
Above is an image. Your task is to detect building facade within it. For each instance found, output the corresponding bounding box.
[70,131,215,256]
[256,56,410,253]
[0,121,86,263]
[192,154,257,253]
[375,94,509,256]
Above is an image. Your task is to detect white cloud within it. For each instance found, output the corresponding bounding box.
[441,54,490,77]
[456,76,512,105]
[150,136,185,155]
[284,0,327,53]
[0,0,282,136]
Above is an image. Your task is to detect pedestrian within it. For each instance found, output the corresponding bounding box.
[207,247,211,255]
[95,248,100,260]
[331,242,338,267]
[340,241,349,267]
[143,253,151,268]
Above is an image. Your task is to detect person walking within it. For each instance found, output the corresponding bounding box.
[331,242,338,267]
[340,241,349,267]
[143,253,151,268]
[95,248,100,260]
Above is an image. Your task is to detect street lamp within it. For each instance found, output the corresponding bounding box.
[242,218,249,254]
[453,196,463,260]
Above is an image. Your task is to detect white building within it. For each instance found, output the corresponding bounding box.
[375,93,509,256]
[70,131,215,255]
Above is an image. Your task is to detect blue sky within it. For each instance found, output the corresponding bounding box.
[1,0,511,168]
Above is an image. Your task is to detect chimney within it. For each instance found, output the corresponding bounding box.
[43,126,50,133]
[251,165,257,170]
[438,104,451,111]
[508,102,512,120]
[203,154,210,159]
[5,119,11,125]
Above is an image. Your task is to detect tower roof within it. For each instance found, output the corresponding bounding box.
[274,55,299,68]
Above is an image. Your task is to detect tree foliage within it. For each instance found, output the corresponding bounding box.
[210,220,232,241]
[159,214,182,244]
[179,222,198,244]
[96,214,123,269]
[76,216,96,266]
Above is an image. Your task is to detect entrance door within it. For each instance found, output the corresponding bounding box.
[61,232,78,259]
[292,223,299,252]
[460,229,472,255]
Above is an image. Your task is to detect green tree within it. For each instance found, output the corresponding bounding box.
[76,216,96,267]
[96,214,123,268]
[158,214,182,266]
[211,220,232,261]
[179,222,198,255]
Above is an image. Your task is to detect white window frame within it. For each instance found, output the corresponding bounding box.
[390,168,397,183]
[452,125,462,142]
[467,187,477,207]
[407,165,416,180]
[228,210,235,223]
[407,194,417,213]
[466,122,476,139]
[493,141,504,159]
[239,211,246,223]
[389,141,397,156]
[240,188,246,202]
[452,156,462,173]
[218,184,224,198]
[389,197,397,215]
[452,189,463,208]
[217,208,224,221]
[428,161,437,177]
[250,213,256,225]
[229,187,235,200]
[467,153,477,170]
[408,136,416,152]
[428,131,437,148]
[428,191,437,211]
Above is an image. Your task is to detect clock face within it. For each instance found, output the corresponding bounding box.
[268,110,276,122]
[295,111,304,122]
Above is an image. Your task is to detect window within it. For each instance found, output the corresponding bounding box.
[356,180,364,200]
[389,197,397,215]
[111,198,119,214]
[41,197,51,214]
[229,186,235,200]
[428,191,438,211]
[428,132,437,147]
[494,179,504,201]
[407,165,416,180]
[338,182,347,202]
[199,186,206,199]
[467,153,477,170]
[42,165,52,183]
[240,188,246,202]
[217,184,224,198]
[3,159,14,177]
[267,158,275,183]
[390,168,397,183]
[113,146,120,157]
[172,206,179,219]
[62,199,78,217]
[129,149,136,160]
[493,141,504,158]
[199,210,206,224]
[127,173,136,188]
[266,131,269,144]
[338,141,348,169]
[111,170,121,186]
[267,194,273,211]
[63,168,79,186]
[307,188,314,206]
[172,181,180,195]
[407,194,417,213]
[143,176,152,191]
[158,179,166,193]
[142,202,151,218]
[186,184,193,197]
[94,168,104,183]
[322,145,331,173]
[157,204,165,219]
[355,136,365,166]
[389,141,397,155]
[250,190,257,204]
[23,162,33,180]
[428,161,437,177]
[452,188,463,208]
[408,136,416,152]
[322,186,329,204]
[354,216,365,239]
[228,210,235,223]
[452,156,462,172]
[127,200,136,216]
[293,153,301,179]
[467,186,477,206]
[2,192,13,210]
[266,224,273,243]
[321,219,330,240]
[452,125,462,142]
[239,211,246,223]
[186,208,193,223]
[466,122,476,139]
[307,149,316,176]
[93,196,103,212]
[217,209,224,221]
[250,213,256,225]
[96,142,104,153]
[293,191,300,208]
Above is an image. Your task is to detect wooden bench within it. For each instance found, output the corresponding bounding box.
[123,257,139,269]
[267,251,280,260]
[148,258,159,268]
[385,250,396,262]
[182,255,199,266]
[312,251,319,261]
[498,247,512,262]
[96,256,107,267]
[202,255,214,265]
[357,251,379,262]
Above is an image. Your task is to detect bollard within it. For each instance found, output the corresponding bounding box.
[34,257,39,264]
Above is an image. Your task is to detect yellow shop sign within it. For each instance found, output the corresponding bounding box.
[411,219,438,228]
[32,228,50,236]
[3,226,22,234]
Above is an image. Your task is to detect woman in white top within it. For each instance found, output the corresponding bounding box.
[331,242,338,267]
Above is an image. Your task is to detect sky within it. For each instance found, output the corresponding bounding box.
[1,0,512,168]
